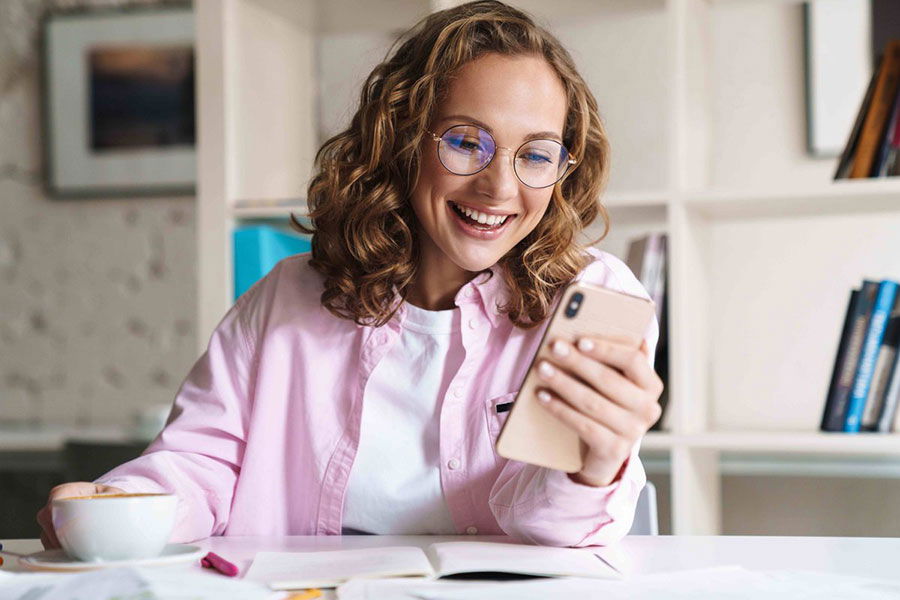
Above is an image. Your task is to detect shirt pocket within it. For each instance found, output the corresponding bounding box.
[483,392,517,467]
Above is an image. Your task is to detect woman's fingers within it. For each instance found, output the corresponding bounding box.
[36,482,126,549]
[536,359,638,437]
[547,339,644,412]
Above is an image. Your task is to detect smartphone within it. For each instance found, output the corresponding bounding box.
[495,281,656,473]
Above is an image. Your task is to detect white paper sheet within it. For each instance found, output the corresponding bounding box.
[337,567,900,600]
[244,547,435,589]
[0,566,275,600]
[428,542,619,579]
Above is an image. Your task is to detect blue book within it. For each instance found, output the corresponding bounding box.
[844,279,900,432]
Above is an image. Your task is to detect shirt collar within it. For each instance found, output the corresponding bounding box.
[382,265,511,331]
[467,266,509,329]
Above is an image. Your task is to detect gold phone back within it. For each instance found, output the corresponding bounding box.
[495,281,655,472]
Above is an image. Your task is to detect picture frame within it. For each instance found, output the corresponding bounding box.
[803,0,871,158]
[41,5,195,198]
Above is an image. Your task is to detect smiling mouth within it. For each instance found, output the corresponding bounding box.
[448,201,517,230]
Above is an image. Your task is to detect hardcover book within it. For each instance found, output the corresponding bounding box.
[850,41,900,178]
[835,55,883,180]
[862,312,900,429]
[822,281,879,432]
[844,280,900,432]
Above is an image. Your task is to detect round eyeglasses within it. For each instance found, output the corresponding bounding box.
[426,124,577,189]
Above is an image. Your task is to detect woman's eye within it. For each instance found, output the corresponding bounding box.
[520,152,552,164]
[447,136,484,153]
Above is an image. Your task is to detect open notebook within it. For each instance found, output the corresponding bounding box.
[243,541,621,590]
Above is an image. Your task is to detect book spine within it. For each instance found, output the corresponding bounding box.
[823,281,880,431]
[888,87,900,177]
[873,84,900,176]
[844,280,900,432]
[821,289,862,430]
[835,55,883,180]
[874,314,900,431]
[850,42,900,178]
[885,348,900,432]
[862,313,900,429]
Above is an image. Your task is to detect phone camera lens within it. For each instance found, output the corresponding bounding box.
[565,292,583,318]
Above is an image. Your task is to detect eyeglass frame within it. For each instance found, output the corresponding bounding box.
[425,124,578,189]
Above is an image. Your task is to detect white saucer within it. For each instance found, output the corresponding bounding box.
[19,544,206,572]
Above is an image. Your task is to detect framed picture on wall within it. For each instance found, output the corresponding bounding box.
[42,5,195,197]
[803,0,871,158]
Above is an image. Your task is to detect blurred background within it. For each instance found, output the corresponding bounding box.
[3,0,900,540]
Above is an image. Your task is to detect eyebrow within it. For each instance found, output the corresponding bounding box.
[436,114,563,144]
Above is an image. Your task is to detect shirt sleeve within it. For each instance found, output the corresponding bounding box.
[488,250,659,547]
[94,293,256,543]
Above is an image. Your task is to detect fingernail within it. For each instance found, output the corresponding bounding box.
[551,340,569,357]
[577,338,595,352]
[537,390,552,404]
[538,361,555,379]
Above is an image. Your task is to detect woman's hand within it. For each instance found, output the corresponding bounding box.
[36,482,126,549]
[535,336,664,487]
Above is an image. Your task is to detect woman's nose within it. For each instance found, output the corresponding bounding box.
[475,147,520,200]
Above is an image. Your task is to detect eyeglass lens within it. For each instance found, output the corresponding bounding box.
[436,125,570,188]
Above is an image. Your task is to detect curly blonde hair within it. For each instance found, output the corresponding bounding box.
[292,0,610,329]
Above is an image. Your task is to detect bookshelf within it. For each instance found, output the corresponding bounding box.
[195,0,900,535]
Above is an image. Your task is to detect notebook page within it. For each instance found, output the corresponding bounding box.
[243,546,435,590]
[429,541,621,580]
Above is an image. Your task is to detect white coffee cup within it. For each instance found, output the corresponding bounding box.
[51,493,178,562]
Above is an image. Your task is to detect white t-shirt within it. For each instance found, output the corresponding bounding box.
[341,301,463,534]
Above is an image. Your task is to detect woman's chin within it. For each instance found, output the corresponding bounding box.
[449,251,505,274]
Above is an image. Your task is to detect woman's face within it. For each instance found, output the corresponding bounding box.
[411,52,568,276]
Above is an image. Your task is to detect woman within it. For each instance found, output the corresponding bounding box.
[38,0,662,548]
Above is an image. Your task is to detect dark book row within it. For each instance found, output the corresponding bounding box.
[835,40,900,179]
[624,233,669,431]
[821,279,900,433]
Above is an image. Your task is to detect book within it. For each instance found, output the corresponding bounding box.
[625,233,669,430]
[821,288,863,430]
[884,83,900,177]
[886,340,900,431]
[242,542,621,590]
[844,280,900,432]
[862,312,900,429]
[625,233,667,324]
[872,312,900,431]
[835,55,883,180]
[872,81,900,176]
[822,282,879,431]
[850,41,900,178]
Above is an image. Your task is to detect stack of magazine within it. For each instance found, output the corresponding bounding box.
[624,232,669,431]
[820,279,900,433]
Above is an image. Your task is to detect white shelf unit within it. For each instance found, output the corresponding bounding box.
[196,0,900,535]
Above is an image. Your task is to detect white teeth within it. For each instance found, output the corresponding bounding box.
[453,202,509,226]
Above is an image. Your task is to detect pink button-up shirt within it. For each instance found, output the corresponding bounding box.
[96,247,658,547]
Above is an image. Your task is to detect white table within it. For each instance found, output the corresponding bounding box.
[4,535,900,594]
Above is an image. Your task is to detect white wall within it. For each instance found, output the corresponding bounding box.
[0,0,197,427]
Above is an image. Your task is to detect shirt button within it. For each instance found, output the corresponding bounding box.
[378,333,388,345]
[464,287,475,297]
[467,318,477,330]
[466,526,478,535]
[452,387,462,398]
[448,458,461,470]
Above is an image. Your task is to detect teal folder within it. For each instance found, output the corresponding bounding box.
[233,226,311,300]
